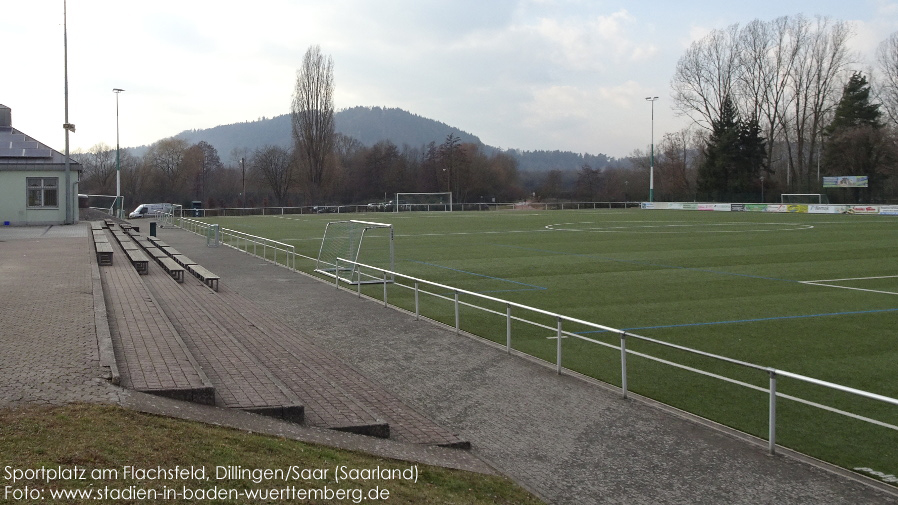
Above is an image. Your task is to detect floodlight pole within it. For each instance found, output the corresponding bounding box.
[113,88,125,218]
[62,0,74,225]
[646,96,659,203]
[240,157,245,208]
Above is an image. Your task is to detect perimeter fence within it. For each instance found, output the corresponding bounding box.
[332,258,898,473]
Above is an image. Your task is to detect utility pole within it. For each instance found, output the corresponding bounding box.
[646,96,660,203]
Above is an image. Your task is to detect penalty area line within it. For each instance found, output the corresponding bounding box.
[800,281,898,296]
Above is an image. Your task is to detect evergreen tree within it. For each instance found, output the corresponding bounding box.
[822,72,892,203]
[825,72,882,133]
[698,96,767,201]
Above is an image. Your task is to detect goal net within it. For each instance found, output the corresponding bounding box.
[781,193,828,204]
[395,192,453,212]
[315,220,395,285]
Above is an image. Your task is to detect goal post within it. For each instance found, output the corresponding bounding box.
[315,220,395,285]
[781,193,828,204]
[395,192,453,212]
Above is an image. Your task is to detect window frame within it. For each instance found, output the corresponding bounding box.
[26,177,59,209]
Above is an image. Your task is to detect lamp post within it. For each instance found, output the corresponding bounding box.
[113,88,124,218]
[645,97,659,203]
[240,157,245,208]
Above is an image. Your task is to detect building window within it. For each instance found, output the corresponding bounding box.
[27,177,59,208]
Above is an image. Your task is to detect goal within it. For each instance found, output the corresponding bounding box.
[781,193,828,204]
[394,192,453,212]
[315,220,394,285]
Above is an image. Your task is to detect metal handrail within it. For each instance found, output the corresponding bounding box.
[218,227,297,271]
[336,257,898,456]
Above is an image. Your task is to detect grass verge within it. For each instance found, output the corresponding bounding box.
[0,403,544,504]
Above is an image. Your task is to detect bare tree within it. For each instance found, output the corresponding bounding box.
[251,145,293,206]
[672,15,855,193]
[292,45,335,192]
[76,142,116,194]
[143,138,190,201]
[876,32,898,126]
[736,17,798,177]
[672,24,741,129]
[779,16,854,192]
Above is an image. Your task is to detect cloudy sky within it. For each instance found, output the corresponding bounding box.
[4,0,898,160]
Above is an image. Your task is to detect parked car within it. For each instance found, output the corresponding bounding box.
[128,203,172,219]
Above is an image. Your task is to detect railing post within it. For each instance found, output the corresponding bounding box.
[769,369,777,455]
[356,272,361,297]
[556,317,563,374]
[620,331,628,399]
[454,291,460,334]
[414,281,420,320]
[334,259,340,289]
[383,270,388,307]
[506,304,512,353]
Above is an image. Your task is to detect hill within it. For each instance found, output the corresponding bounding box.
[144,106,613,171]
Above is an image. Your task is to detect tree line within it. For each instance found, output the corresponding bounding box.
[665,15,898,203]
[77,22,898,209]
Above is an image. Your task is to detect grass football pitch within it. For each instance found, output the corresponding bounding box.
[200,209,897,482]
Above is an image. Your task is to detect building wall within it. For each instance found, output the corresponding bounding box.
[0,170,79,226]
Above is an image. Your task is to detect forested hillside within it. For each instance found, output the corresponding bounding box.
[159,106,612,172]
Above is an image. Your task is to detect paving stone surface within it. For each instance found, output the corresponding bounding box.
[0,227,121,407]
[156,224,898,505]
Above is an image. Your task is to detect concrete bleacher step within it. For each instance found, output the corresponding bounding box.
[99,240,214,405]
[140,264,304,423]
[208,287,469,448]
[194,289,390,438]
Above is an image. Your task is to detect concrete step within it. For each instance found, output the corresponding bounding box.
[140,263,304,423]
[99,237,214,405]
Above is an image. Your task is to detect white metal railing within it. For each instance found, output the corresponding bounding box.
[160,210,308,272]
[336,258,898,457]
[218,227,297,271]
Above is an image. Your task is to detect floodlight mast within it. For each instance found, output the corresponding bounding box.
[646,96,659,203]
[113,88,125,218]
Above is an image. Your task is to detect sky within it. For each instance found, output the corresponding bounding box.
[4,1,898,161]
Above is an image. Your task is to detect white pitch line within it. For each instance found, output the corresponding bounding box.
[801,281,898,296]
[804,275,898,283]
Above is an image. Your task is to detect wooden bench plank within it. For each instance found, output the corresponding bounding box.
[95,242,114,266]
[158,257,185,283]
[146,247,169,259]
[189,264,220,291]
[161,246,180,257]
[172,255,197,268]
[124,248,149,275]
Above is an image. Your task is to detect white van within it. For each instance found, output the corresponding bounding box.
[128,203,172,219]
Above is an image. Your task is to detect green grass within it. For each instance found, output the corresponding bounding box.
[0,404,543,504]
[200,209,898,484]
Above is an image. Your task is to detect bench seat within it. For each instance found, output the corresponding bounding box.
[189,264,220,291]
[158,257,185,283]
[173,254,197,268]
[124,248,149,275]
[161,246,180,257]
[95,241,114,266]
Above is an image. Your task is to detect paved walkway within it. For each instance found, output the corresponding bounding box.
[1,222,897,504]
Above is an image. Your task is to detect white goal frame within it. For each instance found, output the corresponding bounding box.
[315,220,395,285]
[394,192,453,212]
[781,193,827,204]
